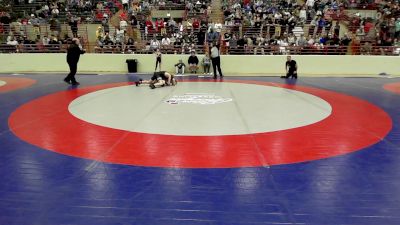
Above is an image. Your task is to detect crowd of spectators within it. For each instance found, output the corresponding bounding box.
[1,0,399,55]
[93,0,211,54]
[219,0,399,55]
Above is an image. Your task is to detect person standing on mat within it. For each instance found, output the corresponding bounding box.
[210,42,223,79]
[281,55,298,79]
[155,48,162,71]
[64,38,85,85]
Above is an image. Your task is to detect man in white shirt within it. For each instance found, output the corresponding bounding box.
[210,42,223,79]
[161,35,171,46]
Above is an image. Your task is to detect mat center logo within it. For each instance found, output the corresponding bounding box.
[165,93,233,105]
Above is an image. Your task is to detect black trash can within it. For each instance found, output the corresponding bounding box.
[126,59,138,73]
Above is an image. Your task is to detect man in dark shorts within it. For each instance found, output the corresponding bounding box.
[281,56,298,79]
[135,71,177,89]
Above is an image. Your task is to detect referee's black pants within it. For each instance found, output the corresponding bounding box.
[211,56,223,78]
[65,61,78,83]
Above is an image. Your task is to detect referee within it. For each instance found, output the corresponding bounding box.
[210,42,223,79]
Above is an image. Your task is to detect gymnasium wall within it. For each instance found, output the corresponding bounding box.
[0,53,399,77]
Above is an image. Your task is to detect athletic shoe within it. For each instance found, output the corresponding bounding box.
[149,83,156,89]
[63,78,71,84]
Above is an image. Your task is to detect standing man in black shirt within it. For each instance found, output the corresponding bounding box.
[64,38,85,85]
[281,56,298,79]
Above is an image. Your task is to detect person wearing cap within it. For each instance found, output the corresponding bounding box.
[64,38,85,85]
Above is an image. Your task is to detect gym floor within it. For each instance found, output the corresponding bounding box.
[0,74,399,225]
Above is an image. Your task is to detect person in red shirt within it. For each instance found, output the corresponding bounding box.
[119,11,127,21]
[364,20,374,34]
[192,19,200,30]
[114,0,123,10]
[155,18,164,33]
[145,17,154,32]
[96,10,104,21]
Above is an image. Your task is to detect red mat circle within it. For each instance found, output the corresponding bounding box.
[0,77,36,93]
[384,82,400,95]
[8,80,392,168]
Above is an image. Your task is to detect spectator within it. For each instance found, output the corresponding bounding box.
[29,14,40,38]
[96,26,104,39]
[207,27,219,44]
[6,36,18,46]
[224,30,231,48]
[161,34,171,48]
[102,18,110,33]
[228,34,238,53]
[202,52,211,74]
[175,59,185,74]
[360,42,372,55]
[155,18,165,34]
[150,36,160,50]
[69,16,78,38]
[340,33,352,46]
[42,35,50,46]
[103,32,114,45]
[188,51,199,73]
[145,17,154,32]
[119,18,128,32]
[115,27,125,45]
[197,28,206,45]
[122,0,129,10]
[297,34,308,46]
[125,38,136,53]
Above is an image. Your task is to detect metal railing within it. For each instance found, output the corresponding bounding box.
[1,43,399,56]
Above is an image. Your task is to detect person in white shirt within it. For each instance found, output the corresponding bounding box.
[299,7,307,22]
[115,28,125,44]
[119,19,128,32]
[210,42,223,79]
[7,37,19,46]
[214,23,222,33]
[161,35,171,46]
[150,37,160,50]
[306,0,315,8]
[42,36,50,45]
